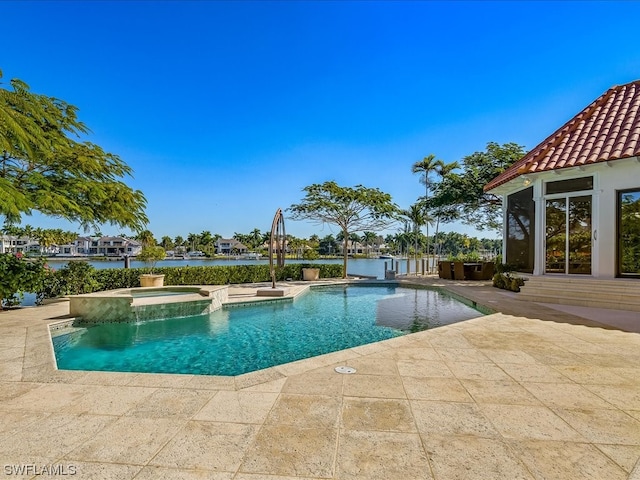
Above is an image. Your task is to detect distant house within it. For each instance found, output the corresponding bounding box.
[58,236,142,257]
[0,235,32,254]
[215,238,248,255]
[338,240,365,255]
[485,80,640,279]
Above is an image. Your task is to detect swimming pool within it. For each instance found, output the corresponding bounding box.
[52,285,483,376]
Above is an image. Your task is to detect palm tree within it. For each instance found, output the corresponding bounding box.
[401,204,429,272]
[136,229,156,247]
[249,228,262,250]
[432,160,460,265]
[160,236,174,251]
[186,233,199,253]
[412,154,444,272]
[199,231,213,255]
[362,231,378,257]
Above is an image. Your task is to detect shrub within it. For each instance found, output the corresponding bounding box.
[0,253,47,308]
[137,246,166,274]
[38,263,344,300]
[492,271,525,292]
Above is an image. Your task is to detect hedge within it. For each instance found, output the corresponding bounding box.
[38,262,344,301]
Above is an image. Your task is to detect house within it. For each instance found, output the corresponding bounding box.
[485,80,640,280]
[215,238,248,255]
[0,235,32,254]
[61,236,142,257]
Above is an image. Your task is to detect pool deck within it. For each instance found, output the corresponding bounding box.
[1,278,639,479]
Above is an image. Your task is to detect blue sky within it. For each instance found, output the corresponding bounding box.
[3,1,640,241]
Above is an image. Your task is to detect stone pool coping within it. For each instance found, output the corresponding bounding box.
[1,277,639,479]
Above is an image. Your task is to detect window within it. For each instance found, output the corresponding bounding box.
[545,176,593,195]
[506,187,535,273]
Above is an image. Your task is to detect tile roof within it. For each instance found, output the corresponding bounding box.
[485,79,640,191]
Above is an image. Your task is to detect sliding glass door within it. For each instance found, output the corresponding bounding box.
[618,189,640,277]
[545,195,592,274]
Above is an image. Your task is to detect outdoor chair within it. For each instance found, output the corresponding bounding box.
[452,262,465,280]
[471,262,495,280]
[438,262,453,279]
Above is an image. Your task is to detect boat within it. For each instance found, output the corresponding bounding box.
[379,254,394,259]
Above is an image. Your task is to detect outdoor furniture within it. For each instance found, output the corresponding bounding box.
[452,262,465,280]
[470,261,495,280]
[438,261,452,279]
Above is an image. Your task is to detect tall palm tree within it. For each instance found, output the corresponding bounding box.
[362,231,378,257]
[199,231,213,255]
[412,154,444,273]
[402,204,428,270]
[136,229,156,247]
[432,160,460,265]
[186,233,199,253]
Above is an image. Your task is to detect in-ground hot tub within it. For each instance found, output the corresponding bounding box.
[68,286,229,324]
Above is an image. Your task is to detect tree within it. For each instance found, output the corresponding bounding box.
[160,236,174,250]
[136,229,156,247]
[429,142,526,232]
[401,203,427,260]
[432,160,459,266]
[288,181,398,278]
[362,231,378,257]
[412,154,443,270]
[0,69,148,230]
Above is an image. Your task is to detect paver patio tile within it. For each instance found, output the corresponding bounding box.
[460,378,541,406]
[67,417,183,465]
[423,434,533,480]
[65,385,158,415]
[411,400,499,438]
[552,407,640,444]
[479,404,586,441]
[521,382,617,409]
[125,387,215,418]
[445,361,511,381]
[499,363,570,383]
[434,347,491,363]
[1,383,90,411]
[340,356,398,376]
[194,391,279,424]
[509,439,627,480]
[136,466,232,479]
[402,376,472,402]
[583,384,640,410]
[0,413,115,458]
[479,349,539,365]
[372,346,441,361]
[282,372,343,396]
[239,425,337,477]
[61,461,142,480]
[595,444,640,473]
[341,397,416,432]
[336,430,432,480]
[552,365,630,385]
[265,394,341,428]
[342,374,406,399]
[150,421,259,472]
[396,359,453,378]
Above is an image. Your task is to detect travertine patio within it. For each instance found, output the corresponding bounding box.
[1,279,639,479]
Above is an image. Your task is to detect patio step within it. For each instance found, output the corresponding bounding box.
[518,277,640,312]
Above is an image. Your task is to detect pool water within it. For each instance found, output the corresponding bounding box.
[52,285,483,376]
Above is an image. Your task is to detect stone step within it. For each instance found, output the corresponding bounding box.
[517,293,640,312]
[517,276,640,312]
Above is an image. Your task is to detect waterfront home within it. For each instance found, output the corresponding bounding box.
[485,80,640,280]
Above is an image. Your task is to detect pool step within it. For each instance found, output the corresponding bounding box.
[518,276,640,312]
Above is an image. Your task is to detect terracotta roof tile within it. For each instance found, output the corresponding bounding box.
[486,80,640,191]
